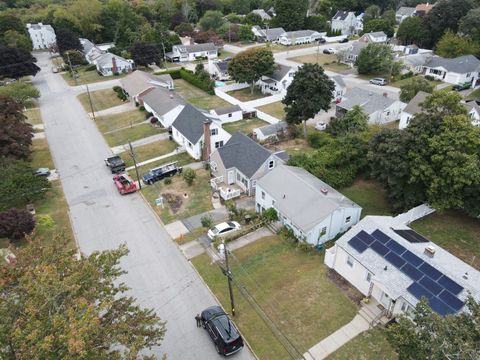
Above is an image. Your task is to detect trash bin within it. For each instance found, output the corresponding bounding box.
[244,215,252,224]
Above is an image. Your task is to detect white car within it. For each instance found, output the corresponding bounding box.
[207,221,241,240]
[315,122,327,131]
[323,48,336,54]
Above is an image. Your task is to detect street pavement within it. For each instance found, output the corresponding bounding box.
[32,52,255,360]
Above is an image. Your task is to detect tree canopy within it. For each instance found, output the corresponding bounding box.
[0,95,33,159]
[0,45,40,79]
[272,0,308,31]
[198,10,225,32]
[363,18,394,38]
[399,77,434,103]
[458,8,480,42]
[355,43,393,75]
[396,16,425,45]
[55,27,83,54]
[435,31,480,58]
[327,105,369,137]
[0,81,40,107]
[129,42,162,67]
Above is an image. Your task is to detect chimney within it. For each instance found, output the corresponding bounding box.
[202,119,212,161]
[111,56,118,74]
[424,245,435,258]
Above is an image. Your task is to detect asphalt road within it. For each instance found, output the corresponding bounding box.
[32,52,254,360]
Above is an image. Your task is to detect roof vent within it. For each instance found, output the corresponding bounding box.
[424,246,435,257]
[384,266,388,271]
[283,194,286,199]
[463,272,469,280]
[320,188,328,195]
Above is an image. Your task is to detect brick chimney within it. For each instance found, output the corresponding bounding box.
[111,56,118,74]
[203,119,212,161]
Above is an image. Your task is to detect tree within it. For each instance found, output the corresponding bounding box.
[0,82,40,107]
[231,0,250,14]
[244,12,263,26]
[363,18,394,38]
[272,0,308,31]
[435,31,480,58]
[399,77,434,102]
[355,43,393,75]
[387,298,480,360]
[63,50,87,66]
[327,105,368,136]
[396,16,425,45]
[174,22,194,36]
[193,30,224,46]
[0,14,25,34]
[130,42,162,66]
[304,15,327,32]
[0,45,40,79]
[183,168,197,185]
[0,208,35,241]
[364,4,381,22]
[282,63,334,137]
[55,27,82,54]
[0,238,166,358]
[67,0,104,42]
[219,23,240,42]
[459,8,480,42]
[1,30,32,52]
[381,9,396,27]
[228,47,275,94]
[198,10,225,32]
[0,96,33,160]
[239,25,255,41]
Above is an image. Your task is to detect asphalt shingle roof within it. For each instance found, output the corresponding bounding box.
[333,10,350,20]
[283,30,317,39]
[254,27,286,41]
[171,104,215,144]
[403,91,430,115]
[120,70,173,97]
[141,87,186,116]
[176,43,217,53]
[96,53,129,67]
[214,105,242,115]
[270,64,292,81]
[425,55,480,74]
[396,6,416,16]
[338,87,396,114]
[255,121,288,136]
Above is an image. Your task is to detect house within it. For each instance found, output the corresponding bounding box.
[336,87,406,124]
[465,101,480,127]
[256,165,362,244]
[340,41,368,65]
[171,104,231,160]
[395,7,416,23]
[120,70,174,104]
[355,13,364,33]
[415,3,434,16]
[26,23,56,50]
[331,11,358,36]
[358,31,388,44]
[251,26,286,42]
[209,132,288,199]
[166,43,218,62]
[400,52,433,74]
[251,9,272,21]
[278,30,323,46]
[252,121,288,141]
[79,38,109,64]
[331,75,347,102]
[141,87,186,128]
[422,55,480,88]
[211,105,243,123]
[95,53,134,76]
[324,215,480,318]
[96,42,115,51]
[210,59,231,80]
[256,64,296,94]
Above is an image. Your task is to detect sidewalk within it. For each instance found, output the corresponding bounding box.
[90,101,135,117]
[111,132,170,154]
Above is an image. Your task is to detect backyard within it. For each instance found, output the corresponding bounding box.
[389,75,442,89]
[223,118,268,135]
[95,109,146,133]
[77,88,125,113]
[257,101,286,120]
[103,123,164,147]
[266,138,316,156]
[173,79,230,110]
[340,179,392,218]
[227,87,267,102]
[289,53,351,73]
[119,140,178,167]
[61,66,126,86]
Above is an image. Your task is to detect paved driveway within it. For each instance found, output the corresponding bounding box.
[32,52,255,360]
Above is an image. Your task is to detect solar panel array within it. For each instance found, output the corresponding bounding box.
[348,229,464,316]
[393,229,429,243]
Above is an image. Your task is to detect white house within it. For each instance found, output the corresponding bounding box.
[358,31,388,44]
[256,64,296,95]
[209,59,230,80]
[251,26,286,42]
[141,87,186,128]
[395,7,416,23]
[251,9,272,21]
[336,87,406,124]
[340,41,368,65]
[166,43,218,62]
[171,104,231,160]
[331,11,357,36]
[253,121,288,141]
[256,165,362,245]
[325,215,480,318]
[331,75,347,102]
[79,38,110,65]
[95,53,134,76]
[355,13,364,33]
[120,70,174,104]
[211,105,243,123]
[278,30,323,46]
[26,23,56,50]
[399,52,433,74]
[465,101,480,127]
[422,55,480,88]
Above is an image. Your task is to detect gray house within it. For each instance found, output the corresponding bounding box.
[340,41,368,65]
[251,26,286,42]
[395,7,416,23]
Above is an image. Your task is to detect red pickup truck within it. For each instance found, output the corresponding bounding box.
[113,174,138,195]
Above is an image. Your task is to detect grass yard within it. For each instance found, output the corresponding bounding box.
[141,168,213,224]
[119,140,178,167]
[62,67,126,86]
[227,87,267,102]
[267,138,316,156]
[411,210,480,270]
[467,88,480,101]
[192,235,359,360]
[218,50,235,59]
[290,53,350,73]
[327,328,397,360]
[340,178,392,217]
[389,75,442,89]
[173,79,230,110]
[96,110,146,134]
[267,43,318,53]
[103,123,164,147]
[30,138,55,170]
[223,117,268,135]
[77,88,124,113]
[136,152,193,176]
[257,101,286,120]
[24,108,42,125]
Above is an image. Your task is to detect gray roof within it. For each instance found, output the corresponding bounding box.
[270,64,292,81]
[141,87,186,116]
[96,53,130,68]
[465,100,480,114]
[402,53,433,67]
[396,6,416,16]
[331,75,346,88]
[338,87,396,114]
[403,91,430,115]
[255,27,286,41]
[120,70,173,97]
[365,31,387,39]
[252,9,272,20]
[214,105,242,116]
[283,30,317,39]
[216,132,274,178]
[425,55,480,74]
[80,38,95,55]
[333,10,351,20]
[257,165,360,232]
[255,121,288,136]
[176,43,217,54]
[346,41,368,56]
[171,104,216,144]
[214,60,229,73]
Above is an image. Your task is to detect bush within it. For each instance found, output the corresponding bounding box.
[85,64,97,71]
[150,117,159,124]
[164,177,172,185]
[155,69,181,79]
[179,68,215,95]
[307,131,331,149]
[145,111,153,119]
[0,208,35,241]
[139,105,145,111]
[425,75,435,81]
[112,86,127,101]
[200,215,213,228]
[182,168,196,186]
[400,71,414,80]
[259,208,278,224]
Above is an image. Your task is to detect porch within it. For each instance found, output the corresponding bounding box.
[210,176,243,200]
[359,297,389,328]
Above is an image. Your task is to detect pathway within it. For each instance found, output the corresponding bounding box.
[111,132,170,154]
[90,101,135,117]
[182,208,229,231]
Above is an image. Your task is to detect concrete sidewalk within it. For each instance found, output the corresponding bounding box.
[111,132,170,154]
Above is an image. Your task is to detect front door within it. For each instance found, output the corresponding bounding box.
[380,291,390,308]
[227,170,235,185]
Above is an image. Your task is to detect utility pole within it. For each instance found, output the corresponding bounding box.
[316,39,320,64]
[66,51,78,86]
[228,22,231,43]
[161,41,167,70]
[223,241,236,317]
[128,141,142,190]
[86,84,95,121]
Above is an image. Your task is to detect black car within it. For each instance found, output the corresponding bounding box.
[105,155,126,173]
[317,37,326,44]
[338,37,349,43]
[142,162,182,185]
[201,306,244,356]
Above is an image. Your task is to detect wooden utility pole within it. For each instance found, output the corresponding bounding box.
[223,241,236,316]
[86,84,95,121]
[128,141,142,190]
[66,51,78,86]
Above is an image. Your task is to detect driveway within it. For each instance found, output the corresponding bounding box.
[32,52,255,360]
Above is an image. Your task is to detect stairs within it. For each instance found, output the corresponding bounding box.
[359,301,389,328]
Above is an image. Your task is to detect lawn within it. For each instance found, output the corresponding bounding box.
[389,75,442,89]
[77,88,124,113]
[24,108,42,125]
[62,67,126,86]
[218,50,235,59]
[411,210,480,270]
[30,138,55,170]
[192,235,359,360]
[266,138,316,156]
[96,110,146,134]
[257,101,286,120]
[340,179,392,217]
[290,53,350,73]
[141,168,213,224]
[327,328,397,360]
[223,118,268,135]
[119,140,178,167]
[267,43,318,53]
[227,87,267,102]
[173,79,230,110]
[466,88,480,101]
[103,123,164,147]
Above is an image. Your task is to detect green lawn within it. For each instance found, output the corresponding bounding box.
[141,168,213,224]
[257,101,286,120]
[30,138,55,170]
[77,88,124,113]
[267,43,318,53]
[266,138,316,156]
[228,87,267,102]
[218,50,235,59]
[119,140,178,167]
[96,110,146,133]
[24,108,42,125]
[389,75,441,89]
[62,67,126,86]
[103,124,164,147]
[340,179,392,217]
[289,53,351,73]
[173,79,230,110]
[192,235,359,360]
[466,88,480,101]
[411,210,480,270]
[223,118,268,135]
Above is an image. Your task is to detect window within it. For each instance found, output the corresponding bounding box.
[272,199,275,206]
[261,191,265,200]
[366,272,372,282]
[210,161,217,171]
[466,73,471,77]
[321,226,327,234]
[268,160,274,169]
[228,113,232,118]
[347,256,354,268]
[211,128,218,135]
[345,216,351,223]
[214,141,224,148]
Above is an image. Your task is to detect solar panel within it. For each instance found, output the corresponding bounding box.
[407,282,434,300]
[385,252,406,269]
[428,297,455,316]
[419,262,443,281]
[371,229,391,244]
[393,229,429,243]
[348,237,367,253]
[438,290,464,311]
[400,263,423,281]
[438,275,463,295]
[385,240,407,256]
[401,250,424,267]
[370,240,389,256]
[419,276,443,295]
[357,230,375,245]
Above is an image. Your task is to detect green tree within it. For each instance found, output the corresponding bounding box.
[355,43,393,75]
[363,18,394,38]
[55,27,82,55]
[68,0,104,42]
[228,47,275,94]
[0,45,40,79]
[0,82,40,107]
[239,25,255,41]
[183,168,197,185]
[129,42,162,67]
[327,105,368,137]
[0,238,166,359]
[459,8,480,42]
[435,31,480,58]
[381,9,396,26]
[231,0,250,14]
[304,15,327,32]
[399,77,434,102]
[0,96,33,160]
[199,10,225,32]
[175,22,194,36]
[1,30,32,52]
[244,12,263,26]
[396,16,425,45]
[272,0,308,31]
[0,208,35,241]
[0,14,25,34]
[364,4,381,22]
[282,63,334,137]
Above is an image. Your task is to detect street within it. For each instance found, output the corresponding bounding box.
[32,52,255,360]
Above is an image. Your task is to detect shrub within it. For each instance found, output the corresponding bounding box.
[139,105,145,111]
[425,75,435,81]
[36,214,55,228]
[200,215,213,228]
[0,208,35,241]
[145,111,153,119]
[307,131,331,149]
[179,68,215,95]
[150,117,159,124]
[203,162,210,171]
[155,69,181,79]
[112,86,127,101]
[164,177,172,185]
[182,168,196,186]
[400,71,414,80]
[85,64,97,71]
[259,208,278,224]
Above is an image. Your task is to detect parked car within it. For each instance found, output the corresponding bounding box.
[35,168,51,177]
[369,78,388,86]
[207,221,241,240]
[452,82,472,91]
[323,48,336,54]
[142,161,182,185]
[201,306,244,356]
[113,174,138,195]
[51,66,59,73]
[315,122,327,131]
[338,37,349,43]
[317,37,326,44]
[105,155,126,173]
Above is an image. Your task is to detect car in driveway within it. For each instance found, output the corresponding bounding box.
[369,78,388,86]
[452,82,472,91]
[323,48,336,54]
[315,122,327,131]
[142,161,182,185]
[207,221,241,240]
[201,306,244,356]
[317,37,326,44]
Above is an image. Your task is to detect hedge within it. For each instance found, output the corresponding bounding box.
[179,68,215,95]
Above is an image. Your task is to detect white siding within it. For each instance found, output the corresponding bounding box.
[399,111,413,129]
[27,24,56,50]
[216,111,243,123]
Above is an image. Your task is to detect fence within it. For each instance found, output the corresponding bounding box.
[393,204,435,225]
